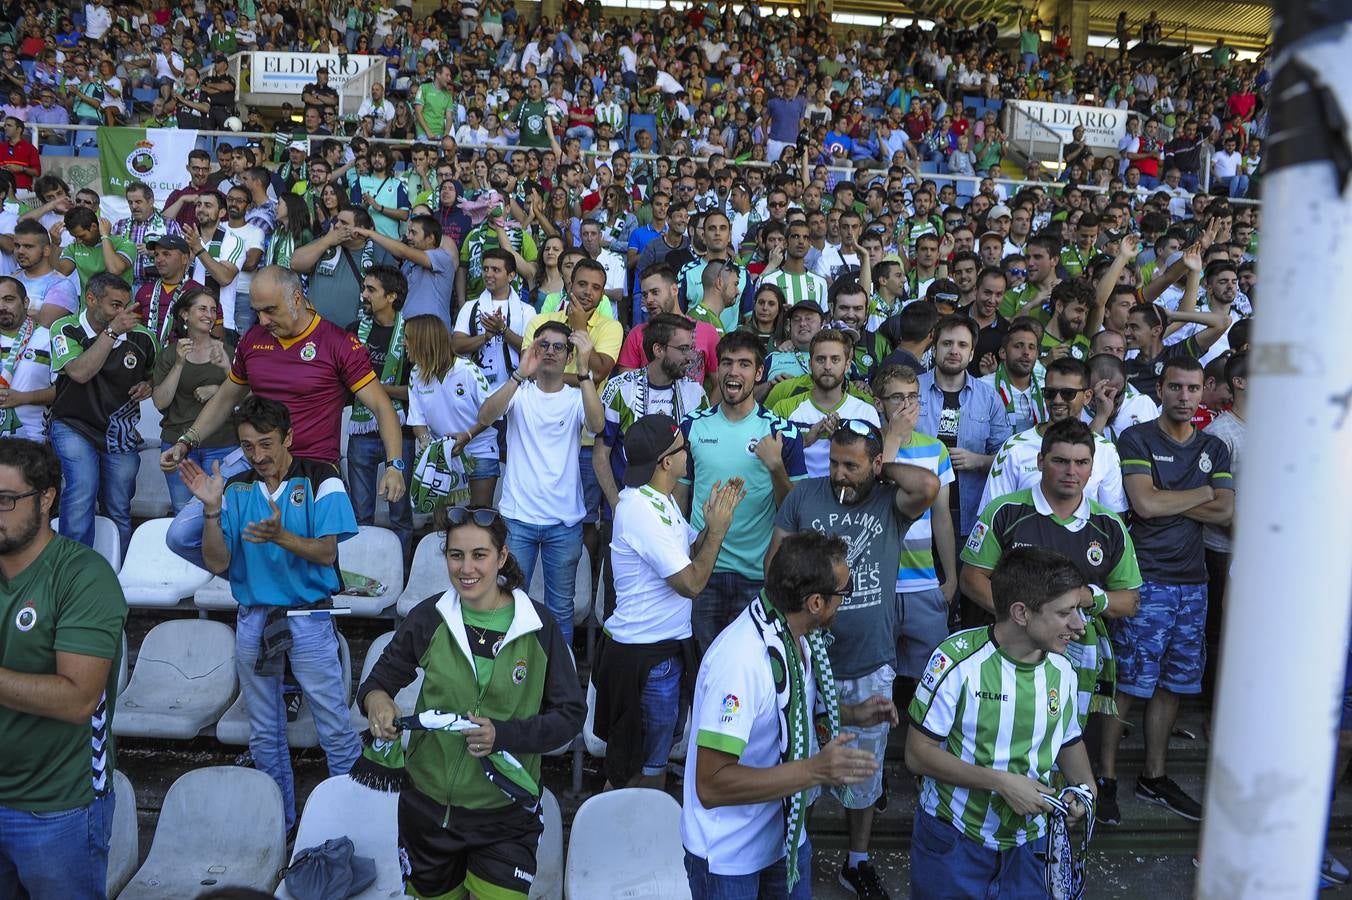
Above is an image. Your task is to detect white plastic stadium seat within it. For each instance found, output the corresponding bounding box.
[334,525,405,616]
[529,788,563,900]
[215,627,351,748]
[565,788,690,900]
[193,574,239,611]
[277,775,403,900]
[119,767,286,898]
[113,620,237,740]
[117,518,213,607]
[528,546,593,627]
[131,447,173,518]
[53,515,122,571]
[106,769,138,897]
[348,630,424,734]
[396,531,450,617]
[117,630,128,694]
[582,678,606,758]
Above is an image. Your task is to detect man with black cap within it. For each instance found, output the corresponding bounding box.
[595,413,745,790]
[202,55,238,129]
[302,66,339,121]
[134,234,206,345]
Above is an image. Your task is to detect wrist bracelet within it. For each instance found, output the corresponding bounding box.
[203,510,221,520]
[510,370,529,385]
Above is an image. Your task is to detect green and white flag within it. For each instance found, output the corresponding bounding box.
[97,126,201,196]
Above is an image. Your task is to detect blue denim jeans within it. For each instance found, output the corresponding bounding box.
[234,606,361,830]
[692,571,763,655]
[50,419,140,560]
[910,809,1046,899]
[640,655,685,776]
[685,836,812,900]
[503,516,582,645]
[160,441,239,515]
[0,791,114,900]
[234,290,256,335]
[166,447,251,569]
[346,433,416,557]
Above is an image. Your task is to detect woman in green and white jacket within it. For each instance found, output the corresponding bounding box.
[359,507,584,900]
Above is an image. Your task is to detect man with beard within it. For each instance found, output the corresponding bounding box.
[964,267,1009,377]
[8,220,78,327]
[596,313,708,516]
[352,146,410,242]
[133,235,205,346]
[1039,280,1092,362]
[49,274,156,554]
[112,182,180,293]
[979,319,1044,433]
[1082,353,1160,442]
[1101,358,1233,823]
[682,530,897,898]
[0,438,128,897]
[163,150,217,229]
[345,266,414,558]
[918,316,1011,552]
[0,278,54,439]
[617,264,720,390]
[183,191,245,332]
[770,329,880,478]
[223,186,267,334]
[948,252,981,314]
[678,330,808,653]
[768,424,938,897]
[354,215,460,331]
[979,357,1127,515]
[759,220,829,313]
[676,211,748,313]
[827,278,891,382]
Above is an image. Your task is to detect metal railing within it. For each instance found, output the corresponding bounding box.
[24,121,1260,209]
[1001,104,1067,174]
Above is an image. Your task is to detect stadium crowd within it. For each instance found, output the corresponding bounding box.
[0,0,1289,898]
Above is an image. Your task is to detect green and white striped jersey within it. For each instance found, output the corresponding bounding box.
[909,625,1082,850]
[759,269,829,312]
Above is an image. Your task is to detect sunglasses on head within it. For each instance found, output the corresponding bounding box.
[444,506,500,528]
[838,418,882,440]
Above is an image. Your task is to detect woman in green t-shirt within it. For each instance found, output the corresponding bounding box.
[151,289,237,514]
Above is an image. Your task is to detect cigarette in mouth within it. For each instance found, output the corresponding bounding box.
[839,487,846,504]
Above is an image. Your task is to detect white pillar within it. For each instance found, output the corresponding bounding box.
[1196,16,1352,900]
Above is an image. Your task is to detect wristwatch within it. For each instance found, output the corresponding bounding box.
[103,326,117,339]
[577,372,594,383]
[386,458,406,472]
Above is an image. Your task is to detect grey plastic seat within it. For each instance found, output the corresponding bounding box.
[118,518,213,608]
[564,788,689,899]
[334,526,405,616]
[113,620,237,739]
[53,515,122,571]
[530,788,564,900]
[348,631,424,734]
[118,766,286,898]
[215,628,351,748]
[395,531,450,617]
[106,769,137,897]
[130,447,173,519]
[193,575,239,611]
[276,774,404,900]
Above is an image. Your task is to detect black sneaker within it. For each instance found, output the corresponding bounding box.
[1096,776,1121,825]
[1135,774,1202,821]
[875,773,889,812]
[839,861,891,899]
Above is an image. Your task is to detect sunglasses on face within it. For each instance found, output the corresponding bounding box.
[1007,267,1028,277]
[1044,387,1085,401]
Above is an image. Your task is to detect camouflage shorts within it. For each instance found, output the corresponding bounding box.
[1111,580,1207,699]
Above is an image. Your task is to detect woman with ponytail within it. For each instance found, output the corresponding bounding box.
[356,506,584,900]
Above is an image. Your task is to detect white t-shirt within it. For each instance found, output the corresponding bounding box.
[191,227,247,326]
[452,291,537,393]
[682,608,818,874]
[154,51,183,80]
[772,393,879,478]
[499,382,586,526]
[14,270,78,319]
[608,485,697,643]
[0,324,53,440]
[406,358,498,459]
[224,221,264,294]
[978,424,1127,513]
[595,249,627,294]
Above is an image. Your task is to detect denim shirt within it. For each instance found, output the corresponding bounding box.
[917,372,1013,536]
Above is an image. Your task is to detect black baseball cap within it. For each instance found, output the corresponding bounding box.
[621,414,683,488]
[146,234,190,253]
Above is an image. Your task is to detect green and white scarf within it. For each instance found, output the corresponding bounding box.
[350,313,405,432]
[147,279,188,345]
[0,317,35,435]
[748,592,841,891]
[315,239,379,279]
[993,363,1046,425]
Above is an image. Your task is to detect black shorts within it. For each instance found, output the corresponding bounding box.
[398,787,543,899]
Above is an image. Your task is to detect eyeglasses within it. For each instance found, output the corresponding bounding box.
[0,489,40,512]
[1007,267,1028,277]
[444,506,500,528]
[881,391,921,407]
[537,340,569,352]
[810,578,854,603]
[1044,386,1085,401]
[664,343,694,354]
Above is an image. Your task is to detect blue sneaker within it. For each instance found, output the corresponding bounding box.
[1323,851,1350,887]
